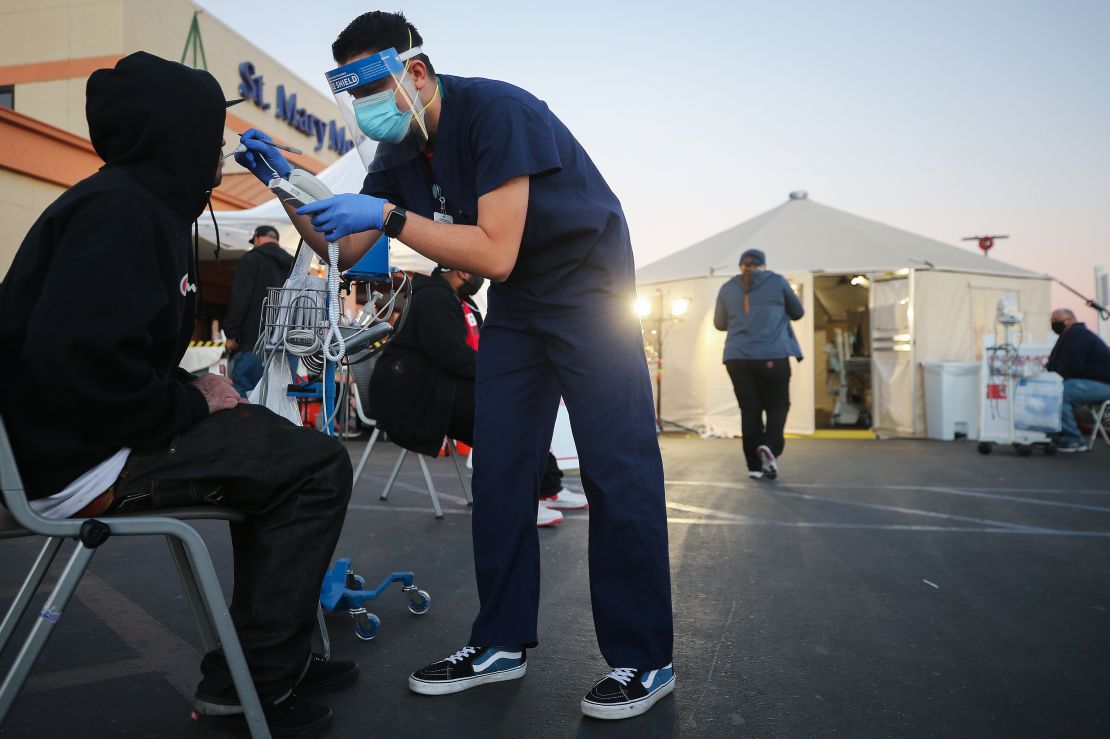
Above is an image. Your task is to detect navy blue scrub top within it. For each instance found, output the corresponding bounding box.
[360,74,636,316]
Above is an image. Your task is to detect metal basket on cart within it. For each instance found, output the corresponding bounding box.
[259,285,333,354]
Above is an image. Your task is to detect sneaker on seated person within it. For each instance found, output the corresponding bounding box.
[540,488,588,509]
[537,502,564,527]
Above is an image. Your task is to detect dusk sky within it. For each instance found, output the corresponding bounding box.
[200,0,1110,325]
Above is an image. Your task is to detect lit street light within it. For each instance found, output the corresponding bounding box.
[634,291,693,432]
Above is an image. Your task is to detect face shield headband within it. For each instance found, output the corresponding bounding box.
[326,45,432,147]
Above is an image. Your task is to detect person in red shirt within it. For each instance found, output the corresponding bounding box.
[368,266,587,525]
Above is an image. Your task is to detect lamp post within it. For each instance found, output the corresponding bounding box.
[635,291,691,432]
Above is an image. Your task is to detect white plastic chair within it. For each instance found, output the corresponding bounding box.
[1087,399,1110,449]
[0,416,270,738]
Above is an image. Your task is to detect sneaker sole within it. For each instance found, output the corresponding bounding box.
[581,675,675,720]
[757,447,779,478]
[540,498,590,510]
[409,662,527,695]
[206,708,333,738]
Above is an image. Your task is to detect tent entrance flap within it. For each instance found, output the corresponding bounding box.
[813,274,872,429]
[871,275,914,436]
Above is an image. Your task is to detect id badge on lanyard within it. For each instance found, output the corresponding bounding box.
[431,184,454,224]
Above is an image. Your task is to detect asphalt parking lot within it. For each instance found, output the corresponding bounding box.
[2,435,1108,738]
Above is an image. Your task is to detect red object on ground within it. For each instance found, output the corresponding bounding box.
[301,399,321,428]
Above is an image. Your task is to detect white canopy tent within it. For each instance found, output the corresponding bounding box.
[636,193,1051,438]
[196,148,435,274]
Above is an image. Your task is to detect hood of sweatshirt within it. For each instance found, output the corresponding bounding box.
[741,269,774,291]
[86,51,226,222]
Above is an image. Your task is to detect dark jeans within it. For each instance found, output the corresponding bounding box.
[725,358,792,472]
[109,404,352,704]
[448,378,563,499]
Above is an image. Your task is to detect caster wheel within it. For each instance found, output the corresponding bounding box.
[1015,444,1033,457]
[407,590,431,615]
[1044,442,1057,456]
[977,442,992,455]
[345,572,365,590]
[352,609,381,640]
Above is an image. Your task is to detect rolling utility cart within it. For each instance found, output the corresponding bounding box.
[976,300,1061,457]
[257,231,425,641]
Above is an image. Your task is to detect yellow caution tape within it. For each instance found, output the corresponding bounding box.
[188,341,226,347]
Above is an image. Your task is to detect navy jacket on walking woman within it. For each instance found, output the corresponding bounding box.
[714,270,805,361]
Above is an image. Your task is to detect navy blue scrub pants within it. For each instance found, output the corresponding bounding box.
[469,301,673,670]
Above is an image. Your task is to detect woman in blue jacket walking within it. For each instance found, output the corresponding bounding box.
[714,249,804,479]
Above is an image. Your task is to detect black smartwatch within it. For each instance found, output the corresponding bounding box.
[382,206,407,238]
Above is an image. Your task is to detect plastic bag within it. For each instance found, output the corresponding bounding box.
[248,353,300,425]
[1013,374,1063,433]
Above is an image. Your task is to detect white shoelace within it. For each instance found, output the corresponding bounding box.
[607,667,637,686]
[445,646,478,664]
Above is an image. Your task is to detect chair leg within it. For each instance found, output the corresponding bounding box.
[1094,402,1110,448]
[0,541,96,725]
[351,426,380,488]
[380,448,407,502]
[448,440,472,506]
[315,607,330,662]
[417,455,444,519]
[166,536,219,653]
[0,537,63,657]
[175,531,270,739]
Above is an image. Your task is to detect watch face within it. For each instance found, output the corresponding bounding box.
[385,208,405,237]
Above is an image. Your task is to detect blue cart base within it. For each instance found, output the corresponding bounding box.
[319,558,431,640]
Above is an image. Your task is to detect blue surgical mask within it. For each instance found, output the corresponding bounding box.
[353,88,413,144]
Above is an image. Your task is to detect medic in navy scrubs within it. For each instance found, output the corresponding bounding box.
[236,11,674,720]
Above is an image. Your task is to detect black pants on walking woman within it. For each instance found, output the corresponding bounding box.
[725,358,792,472]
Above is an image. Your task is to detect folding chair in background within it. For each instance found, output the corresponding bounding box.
[347,358,471,519]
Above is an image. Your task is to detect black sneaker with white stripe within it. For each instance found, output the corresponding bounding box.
[408,645,527,695]
[581,664,675,719]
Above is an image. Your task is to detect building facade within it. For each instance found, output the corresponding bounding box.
[0,0,353,278]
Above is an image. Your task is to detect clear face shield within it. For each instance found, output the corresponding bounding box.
[326,46,432,173]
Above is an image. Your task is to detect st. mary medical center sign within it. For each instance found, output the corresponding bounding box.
[238,61,355,155]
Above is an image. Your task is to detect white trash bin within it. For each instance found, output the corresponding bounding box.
[923,362,981,440]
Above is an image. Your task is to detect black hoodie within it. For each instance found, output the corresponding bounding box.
[368,273,481,455]
[0,52,225,500]
[223,242,295,353]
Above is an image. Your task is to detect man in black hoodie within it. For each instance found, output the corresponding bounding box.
[223,224,295,397]
[0,52,353,734]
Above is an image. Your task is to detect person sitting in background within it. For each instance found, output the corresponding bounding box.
[222,224,294,397]
[714,248,805,479]
[369,266,587,525]
[1046,308,1110,452]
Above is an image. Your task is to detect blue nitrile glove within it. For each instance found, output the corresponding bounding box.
[234,128,292,184]
[295,194,387,242]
